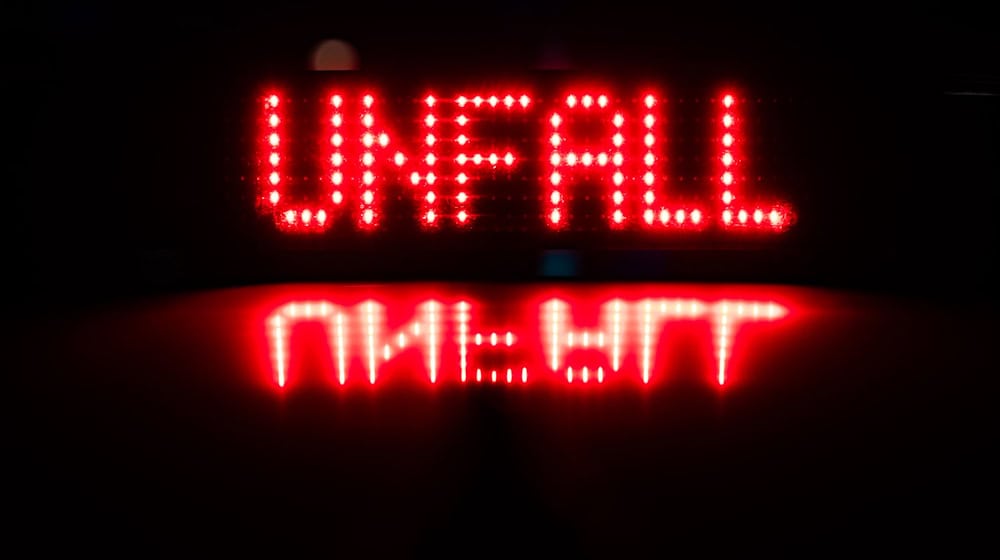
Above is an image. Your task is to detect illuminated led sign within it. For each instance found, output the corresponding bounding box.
[254,87,795,233]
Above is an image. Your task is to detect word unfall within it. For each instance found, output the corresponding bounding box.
[267,297,789,387]
[256,90,794,232]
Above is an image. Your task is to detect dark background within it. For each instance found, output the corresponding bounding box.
[9,2,998,299]
[8,1,998,554]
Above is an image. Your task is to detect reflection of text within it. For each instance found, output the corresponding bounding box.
[267,297,787,388]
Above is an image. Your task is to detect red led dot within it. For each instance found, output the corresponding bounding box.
[331,114,343,127]
[581,153,593,166]
[613,172,624,186]
[566,95,577,107]
[613,209,624,223]
[363,171,374,185]
[268,114,280,127]
[362,190,374,205]
[331,94,342,107]
[721,172,734,186]
[316,210,327,224]
[488,153,499,166]
[456,154,468,165]
[722,133,734,147]
[426,172,436,185]
[644,133,655,147]
[456,191,468,203]
[550,172,561,186]
[738,209,748,223]
[612,190,624,205]
[425,154,436,165]
[597,153,609,166]
[550,153,561,166]
[456,134,468,145]
[488,95,498,107]
[301,209,313,224]
[612,133,624,147]
[269,171,280,185]
[426,191,436,204]
[566,153,578,166]
[268,133,280,147]
[378,133,389,147]
[643,190,655,204]
[283,210,296,224]
[644,94,656,108]
[425,95,436,107]
[331,133,343,147]
[644,209,654,224]
[362,133,374,147]
[659,209,670,224]
[456,173,468,184]
[362,113,374,128]
[769,210,781,225]
[643,172,654,186]
[269,153,280,166]
[582,94,593,108]
[362,152,375,166]
[503,152,514,166]
[550,191,561,205]
[362,209,374,224]
[612,153,624,166]
[332,190,343,204]
[267,94,279,108]
[519,95,530,107]
[456,96,468,106]
[472,154,483,165]
[473,96,483,107]
[597,94,608,107]
[425,115,436,127]
[363,94,374,108]
[550,133,561,147]
[722,152,734,166]
[425,210,436,223]
[723,94,734,108]
[722,114,734,127]
[753,209,764,224]
[691,209,702,224]
[331,153,344,166]
[503,95,514,108]
[675,209,686,224]
[613,113,625,127]
[457,210,468,222]
[455,115,468,126]
[643,152,654,166]
[549,208,561,224]
[269,190,279,205]
[722,190,734,204]
[394,152,405,166]
[722,209,733,224]
[332,172,343,185]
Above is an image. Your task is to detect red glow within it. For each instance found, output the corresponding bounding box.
[260,285,794,390]
[548,90,629,227]
[450,92,531,225]
[255,88,795,233]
